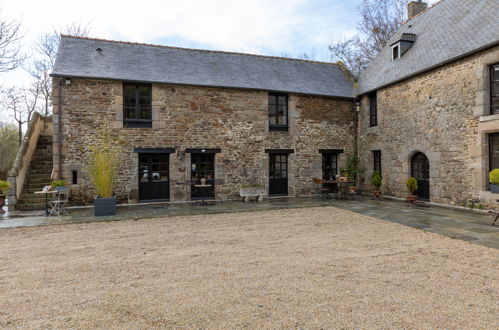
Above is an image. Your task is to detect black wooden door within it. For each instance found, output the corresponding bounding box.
[191,153,215,199]
[139,153,170,201]
[269,154,288,196]
[411,152,430,201]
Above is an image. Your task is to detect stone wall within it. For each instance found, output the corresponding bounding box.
[358,45,499,206]
[53,78,355,203]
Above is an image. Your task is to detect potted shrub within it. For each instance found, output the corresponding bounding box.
[86,130,124,216]
[50,180,68,191]
[489,169,499,193]
[0,180,11,214]
[406,177,418,204]
[340,156,366,194]
[371,171,382,199]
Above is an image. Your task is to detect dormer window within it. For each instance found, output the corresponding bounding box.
[392,44,400,61]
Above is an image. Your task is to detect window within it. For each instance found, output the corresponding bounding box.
[489,133,499,173]
[373,150,381,174]
[269,93,288,131]
[72,170,78,185]
[322,153,338,180]
[123,83,152,127]
[369,92,377,127]
[392,44,400,60]
[491,63,499,115]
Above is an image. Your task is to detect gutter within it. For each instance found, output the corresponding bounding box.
[57,78,64,180]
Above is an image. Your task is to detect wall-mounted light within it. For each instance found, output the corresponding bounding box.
[65,78,71,85]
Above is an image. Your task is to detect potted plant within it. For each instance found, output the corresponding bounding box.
[340,156,366,194]
[50,180,68,191]
[406,177,418,204]
[86,129,124,216]
[371,171,382,199]
[0,180,11,214]
[489,169,499,193]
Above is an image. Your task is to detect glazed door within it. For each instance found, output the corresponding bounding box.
[269,154,288,196]
[191,153,215,199]
[139,153,170,201]
[411,152,430,201]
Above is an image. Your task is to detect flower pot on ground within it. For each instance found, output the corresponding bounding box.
[0,180,11,214]
[371,171,382,199]
[406,177,418,204]
[86,128,124,216]
[489,169,499,193]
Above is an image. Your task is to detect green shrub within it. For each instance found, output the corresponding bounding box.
[406,177,418,194]
[339,156,365,182]
[489,169,499,185]
[371,171,382,189]
[0,180,11,194]
[86,128,124,199]
[50,180,68,188]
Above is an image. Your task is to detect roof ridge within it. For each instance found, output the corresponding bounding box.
[60,34,340,67]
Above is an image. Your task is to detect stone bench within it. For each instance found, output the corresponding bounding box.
[240,187,264,202]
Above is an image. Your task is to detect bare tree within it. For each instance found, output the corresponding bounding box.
[329,0,410,79]
[0,11,25,72]
[2,87,25,146]
[27,22,91,115]
[0,124,18,179]
[1,84,41,147]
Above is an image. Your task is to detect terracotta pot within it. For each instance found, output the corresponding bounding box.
[406,195,417,204]
[373,190,382,199]
[0,194,5,214]
[348,186,357,193]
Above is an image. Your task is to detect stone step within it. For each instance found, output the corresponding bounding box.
[25,178,52,184]
[28,160,53,166]
[28,165,53,171]
[16,203,45,211]
[18,196,47,204]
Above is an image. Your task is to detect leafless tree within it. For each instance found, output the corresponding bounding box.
[27,22,91,115]
[0,10,25,72]
[1,83,41,146]
[329,0,410,79]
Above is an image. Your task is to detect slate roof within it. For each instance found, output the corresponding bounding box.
[358,0,499,95]
[52,36,354,99]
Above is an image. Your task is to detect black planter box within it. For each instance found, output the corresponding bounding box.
[94,197,116,216]
[490,184,499,194]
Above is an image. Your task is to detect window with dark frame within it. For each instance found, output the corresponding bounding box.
[123,83,152,127]
[369,92,377,127]
[491,63,499,115]
[269,154,288,178]
[373,150,381,174]
[268,93,288,131]
[392,44,399,60]
[489,134,499,179]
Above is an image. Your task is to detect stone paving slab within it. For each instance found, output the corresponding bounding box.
[1,196,498,249]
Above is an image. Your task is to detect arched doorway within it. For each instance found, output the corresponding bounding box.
[411,152,430,200]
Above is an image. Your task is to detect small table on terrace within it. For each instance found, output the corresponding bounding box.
[34,190,57,216]
[194,184,212,206]
[319,180,354,199]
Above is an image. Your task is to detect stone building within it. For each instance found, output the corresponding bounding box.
[46,37,355,204]
[357,0,499,206]
[7,0,499,210]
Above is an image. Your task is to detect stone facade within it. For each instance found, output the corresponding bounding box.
[53,78,355,203]
[358,45,499,207]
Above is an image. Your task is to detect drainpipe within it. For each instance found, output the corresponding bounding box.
[57,78,64,180]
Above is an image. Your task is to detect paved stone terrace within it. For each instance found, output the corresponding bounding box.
[1,196,498,249]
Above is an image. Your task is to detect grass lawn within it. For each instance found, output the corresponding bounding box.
[0,207,497,328]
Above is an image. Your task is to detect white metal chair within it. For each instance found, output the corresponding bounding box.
[48,187,70,216]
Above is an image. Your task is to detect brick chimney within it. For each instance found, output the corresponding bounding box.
[407,1,428,19]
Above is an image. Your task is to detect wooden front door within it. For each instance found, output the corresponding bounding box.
[191,153,215,199]
[411,152,430,201]
[139,153,170,201]
[269,154,288,196]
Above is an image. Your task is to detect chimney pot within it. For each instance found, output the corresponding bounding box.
[408,1,428,19]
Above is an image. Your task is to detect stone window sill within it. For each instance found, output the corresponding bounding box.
[479,114,499,122]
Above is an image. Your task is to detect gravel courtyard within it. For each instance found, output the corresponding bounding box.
[0,207,497,329]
